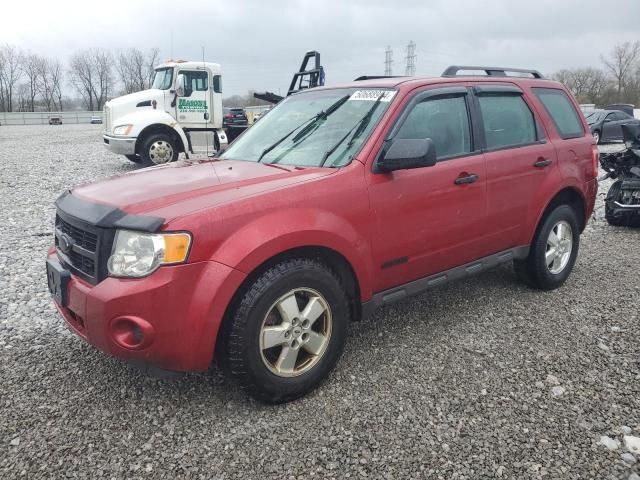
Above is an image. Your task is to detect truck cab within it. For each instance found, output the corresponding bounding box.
[103,60,227,166]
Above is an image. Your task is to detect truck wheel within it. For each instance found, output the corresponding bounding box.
[514,205,580,290]
[125,154,141,163]
[140,133,178,167]
[221,258,349,403]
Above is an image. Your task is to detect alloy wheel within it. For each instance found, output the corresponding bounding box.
[259,288,332,378]
[545,220,573,274]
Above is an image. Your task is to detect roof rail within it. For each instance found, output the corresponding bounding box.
[354,75,404,81]
[442,65,544,79]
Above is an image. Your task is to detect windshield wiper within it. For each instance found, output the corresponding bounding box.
[257,94,350,162]
[320,94,385,167]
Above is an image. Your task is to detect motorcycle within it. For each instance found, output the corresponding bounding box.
[600,123,640,227]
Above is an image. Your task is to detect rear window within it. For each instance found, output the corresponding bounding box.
[533,88,584,139]
[477,94,538,150]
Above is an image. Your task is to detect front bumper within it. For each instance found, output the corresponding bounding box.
[48,250,246,372]
[103,134,136,155]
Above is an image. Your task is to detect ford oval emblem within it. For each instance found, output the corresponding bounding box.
[59,233,75,254]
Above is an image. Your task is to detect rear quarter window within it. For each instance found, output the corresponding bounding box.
[533,88,584,139]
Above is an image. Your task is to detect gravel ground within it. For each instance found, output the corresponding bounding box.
[0,125,639,479]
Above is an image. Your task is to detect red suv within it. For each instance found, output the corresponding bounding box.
[47,66,598,403]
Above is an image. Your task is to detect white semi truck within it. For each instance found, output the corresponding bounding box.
[103,60,228,166]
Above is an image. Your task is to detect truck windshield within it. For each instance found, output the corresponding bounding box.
[221,88,396,168]
[152,68,173,90]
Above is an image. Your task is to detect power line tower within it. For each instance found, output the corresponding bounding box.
[405,40,416,76]
[384,45,393,76]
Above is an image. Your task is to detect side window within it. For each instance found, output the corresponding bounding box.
[213,75,222,93]
[395,95,471,160]
[181,70,208,96]
[477,94,537,149]
[533,88,584,139]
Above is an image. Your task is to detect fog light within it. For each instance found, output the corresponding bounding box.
[110,316,154,350]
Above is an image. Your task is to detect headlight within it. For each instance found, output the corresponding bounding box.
[113,124,133,135]
[107,230,191,278]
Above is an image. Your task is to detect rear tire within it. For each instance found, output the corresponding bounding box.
[140,133,178,167]
[514,205,580,290]
[605,180,629,226]
[220,258,349,404]
[125,154,141,163]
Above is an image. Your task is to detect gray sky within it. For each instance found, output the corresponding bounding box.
[3,0,640,96]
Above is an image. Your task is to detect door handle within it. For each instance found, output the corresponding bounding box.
[454,173,479,185]
[533,158,552,168]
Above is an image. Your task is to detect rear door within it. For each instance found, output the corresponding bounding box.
[473,84,557,251]
[367,86,489,291]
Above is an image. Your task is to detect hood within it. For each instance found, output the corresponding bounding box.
[71,159,336,218]
[106,89,165,109]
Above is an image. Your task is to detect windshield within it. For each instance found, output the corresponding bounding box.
[221,88,396,168]
[152,68,173,90]
[584,111,604,123]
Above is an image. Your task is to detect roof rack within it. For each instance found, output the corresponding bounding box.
[442,65,544,79]
[354,75,404,81]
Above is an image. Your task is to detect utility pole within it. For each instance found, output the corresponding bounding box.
[405,40,416,76]
[384,45,393,76]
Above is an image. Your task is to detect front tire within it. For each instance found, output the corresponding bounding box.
[125,154,141,163]
[514,205,580,290]
[221,258,349,403]
[593,130,601,144]
[140,133,178,167]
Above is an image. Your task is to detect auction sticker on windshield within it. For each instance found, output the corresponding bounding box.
[349,90,397,102]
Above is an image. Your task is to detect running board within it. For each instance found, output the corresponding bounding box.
[361,246,529,318]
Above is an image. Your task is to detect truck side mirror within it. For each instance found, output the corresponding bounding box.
[175,74,186,97]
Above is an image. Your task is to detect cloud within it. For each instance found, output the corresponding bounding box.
[3,0,640,96]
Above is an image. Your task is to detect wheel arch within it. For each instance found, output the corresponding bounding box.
[135,123,188,156]
[224,245,363,325]
[532,186,587,240]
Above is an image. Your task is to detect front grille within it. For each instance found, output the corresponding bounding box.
[69,250,96,276]
[104,106,111,133]
[57,216,98,252]
[54,213,109,284]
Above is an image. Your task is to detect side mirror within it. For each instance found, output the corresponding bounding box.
[375,138,437,173]
[175,74,186,97]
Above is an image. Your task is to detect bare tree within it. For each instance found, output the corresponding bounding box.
[69,50,95,110]
[15,82,29,112]
[48,59,64,111]
[22,53,45,111]
[0,44,23,112]
[116,47,160,94]
[69,48,112,110]
[146,48,159,88]
[602,41,640,99]
[553,67,609,104]
[36,57,63,111]
[91,48,113,109]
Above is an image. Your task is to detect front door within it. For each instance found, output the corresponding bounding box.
[176,69,211,128]
[367,87,489,292]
